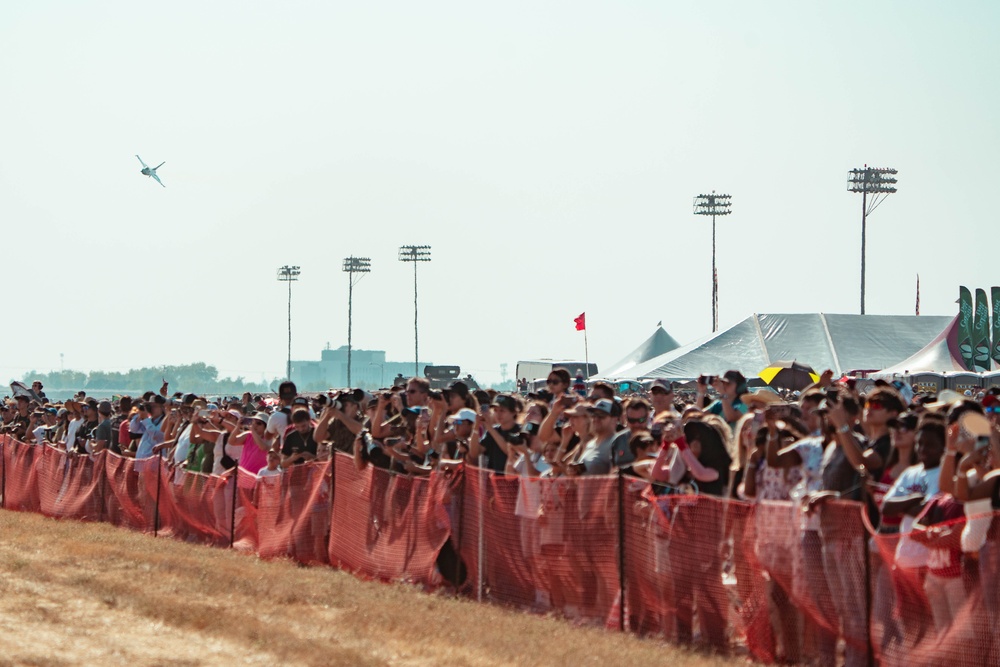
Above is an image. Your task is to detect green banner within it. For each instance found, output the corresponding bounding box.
[958,286,974,371]
[993,287,1000,369]
[973,288,991,372]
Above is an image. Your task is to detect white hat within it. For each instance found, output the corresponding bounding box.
[449,408,477,423]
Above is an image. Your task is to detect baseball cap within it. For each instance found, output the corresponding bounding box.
[448,408,477,423]
[648,379,673,393]
[492,395,518,412]
[588,398,621,417]
[447,380,470,398]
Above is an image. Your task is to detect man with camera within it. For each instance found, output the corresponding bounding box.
[314,391,365,453]
[473,394,523,474]
[697,370,749,429]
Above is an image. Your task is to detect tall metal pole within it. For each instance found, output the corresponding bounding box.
[277,265,301,381]
[694,192,731,334]
[860,183,868,315]
[347,276,354,385]
[413,259,419,377]
[848,165,897,316]
[399,245,431,378]
[342,257,371,388]
[712,213,718,332]
[287,278,292,380]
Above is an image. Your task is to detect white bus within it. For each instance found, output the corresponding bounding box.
[515,360,598,387]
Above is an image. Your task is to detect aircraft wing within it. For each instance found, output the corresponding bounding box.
[151,172,165,187]
[135,155,148,168]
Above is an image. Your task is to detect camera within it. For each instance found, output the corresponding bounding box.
[699,375,717,385]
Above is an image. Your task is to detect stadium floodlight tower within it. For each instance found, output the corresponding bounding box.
[342,256,371,386]
[693,191,732,332]
[847,165,898,314]
[276,265,301,380]
[398,245,431,376]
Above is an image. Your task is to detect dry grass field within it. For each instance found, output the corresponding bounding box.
[0,509,747,667]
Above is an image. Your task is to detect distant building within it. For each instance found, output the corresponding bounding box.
[290,346,428,391]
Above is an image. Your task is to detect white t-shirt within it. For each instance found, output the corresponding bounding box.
[257,466,282,479]
[64,419,82,452]
[32,425,48,446]
[212,433,244,476]
[513,453,552,518]
[173,423,193,466]
[266,411,289,449]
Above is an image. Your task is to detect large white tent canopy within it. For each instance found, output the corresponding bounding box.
[599,313,952,381]
[601,325,681,378]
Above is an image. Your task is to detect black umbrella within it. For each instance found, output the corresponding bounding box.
[759,360,819,391]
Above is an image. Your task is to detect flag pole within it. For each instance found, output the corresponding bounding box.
[584,328,590,379]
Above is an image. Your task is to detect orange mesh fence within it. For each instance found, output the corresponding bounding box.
[458,466,621,626]
[255,460,331,565]
[2,437,42,513]
[328,453,451,584]
[231,467,260,553]
[101,452,159,533]
[8,433,1000,666]
[154,463,237,547]
[870,512,997,667]
[34,446,105,521]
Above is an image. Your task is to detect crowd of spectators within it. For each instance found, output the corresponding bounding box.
[3,369,1000,664]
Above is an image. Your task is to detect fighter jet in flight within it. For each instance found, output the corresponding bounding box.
[136,155,166,187]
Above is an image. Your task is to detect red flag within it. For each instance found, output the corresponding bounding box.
[574,312,586,331]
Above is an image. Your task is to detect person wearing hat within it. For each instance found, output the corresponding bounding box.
[233,412,271,474]
[697,370,750,429]
[133,395,168,459]
[648,379,676,417]
[568,398,621,476]
[61,400,85,453]
[90,401,115,453]
[27,407,58,445]
[266,380,298,452]
[434,408,477,460]
[314,392,364,454]
[4,395,32,440]
[471,394,523,474]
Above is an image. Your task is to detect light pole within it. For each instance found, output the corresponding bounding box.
[276,265,300,380]
[693,191,732,332]
[847,166,898,314]
[342,256,371,387]
[368,361,385,388]
[398,245,431,376]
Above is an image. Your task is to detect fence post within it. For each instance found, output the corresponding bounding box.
[477,456,487,603]
[617,469,627,633]
[860,471,875,667]
[327,454,336,563]
[229,467,239,548]
[1,437,6,510]
[153,455,162,537]
[96,450,107,524]
[452,463,466,594]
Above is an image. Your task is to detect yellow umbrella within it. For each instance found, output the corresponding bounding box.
[759,360,819,391]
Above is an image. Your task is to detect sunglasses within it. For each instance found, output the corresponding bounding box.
[626,416,647,424]
[546,378,563,385]
[986,406,999,414]
[866,400,885,411]
[405,389,420,394]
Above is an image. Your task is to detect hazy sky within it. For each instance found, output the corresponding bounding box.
[2,2,997,386]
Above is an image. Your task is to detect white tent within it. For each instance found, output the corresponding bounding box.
[601,325,681,378]
[599,313,952,381]
[878,316,998,374]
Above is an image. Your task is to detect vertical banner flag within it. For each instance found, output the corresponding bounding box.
[915,274,920,316]
[574,313,586,331]
[973,288,992,372]
[992,287,1000,369]
[958,286,975,371]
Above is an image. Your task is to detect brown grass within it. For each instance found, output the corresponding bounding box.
[0,509,745,666]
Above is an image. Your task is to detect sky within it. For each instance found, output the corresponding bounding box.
[1,1,998,387]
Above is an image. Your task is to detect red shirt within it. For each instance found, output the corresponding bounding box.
[915,494,965,578]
